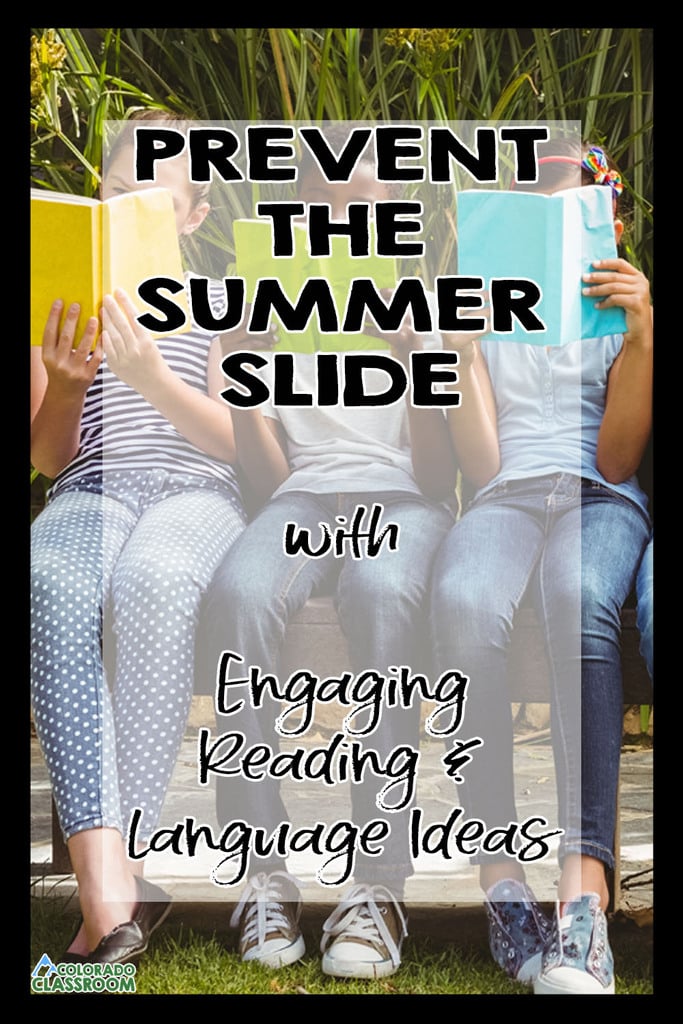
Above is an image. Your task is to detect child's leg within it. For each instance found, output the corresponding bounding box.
[317,493,453,978]
[31,488,136,840]
[198,491,340,852]
[31,487,140,954]
[539,481,651,906]
[334,492,455,893]
[531,483,650,996]
[109,482,246,848]
[197,490,342,968]
[429,482,549,889]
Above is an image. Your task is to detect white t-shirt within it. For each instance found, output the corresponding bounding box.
[261,333,445,499]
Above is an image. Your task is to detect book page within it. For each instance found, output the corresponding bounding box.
[30,191,101,345]
[103,188,190,336]
[457,185,626,345]
[234,218,397,352]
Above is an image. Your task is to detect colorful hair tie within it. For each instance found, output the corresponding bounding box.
[582,146,624,198]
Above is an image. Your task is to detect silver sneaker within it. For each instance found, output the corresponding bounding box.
[230,871,305,968]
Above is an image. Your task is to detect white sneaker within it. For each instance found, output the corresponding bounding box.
[320,884,408,979]
[230,871,305,968]
[534,893,615,995]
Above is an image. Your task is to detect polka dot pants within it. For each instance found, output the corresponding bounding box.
[31,470,246,842]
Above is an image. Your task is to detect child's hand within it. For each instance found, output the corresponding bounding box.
[382,322,422,369]
[40,299,103,396]
[218,313,280,357]
[102,289,167,393]
[582,258,652,350]
[360,288,425,368]
[442,296,490,369]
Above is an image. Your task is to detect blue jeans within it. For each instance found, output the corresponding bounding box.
[199,490,456,890]
[429,473,650,871]
[636,533,654,682]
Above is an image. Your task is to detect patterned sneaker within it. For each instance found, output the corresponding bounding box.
[485,878,552,986]
[534,893,615,995]
[229,871,305,968]
[320,884,408,979]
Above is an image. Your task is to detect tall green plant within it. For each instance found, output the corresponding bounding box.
[30,27,653,276]
[31,28,161,196]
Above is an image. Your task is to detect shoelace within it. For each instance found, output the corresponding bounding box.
[230,871,301,950]
[486,879,551,942]
[320,884,407,968]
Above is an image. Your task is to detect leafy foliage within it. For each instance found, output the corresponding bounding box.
[30,28,653,278]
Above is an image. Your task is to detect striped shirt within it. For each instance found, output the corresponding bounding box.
[48,284,240,502]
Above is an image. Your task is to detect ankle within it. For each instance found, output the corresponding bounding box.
[558,855,609,913]
[559,890,609,918]
[480,864,526,895]
[76,872,139,951]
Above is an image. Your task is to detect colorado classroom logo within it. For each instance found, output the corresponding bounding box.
[31,953,137,993]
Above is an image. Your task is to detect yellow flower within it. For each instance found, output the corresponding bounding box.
[30,30,67,100]
[385,28,463,55]
[384,27,468,78]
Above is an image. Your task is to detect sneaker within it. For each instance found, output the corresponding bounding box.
[534,893,615,995]
[229,871,305,968]
[485,878,552,986]
[320,884,408,979]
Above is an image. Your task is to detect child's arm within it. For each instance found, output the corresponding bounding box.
[584,258,653,483]
[31,300,103,478]
[229,408,291,504]
[440,333,500,489]
[102,290,237,464]
[381,324,460,501]
[217,325,291,504]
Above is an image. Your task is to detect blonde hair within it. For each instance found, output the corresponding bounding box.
[104,108,211,208]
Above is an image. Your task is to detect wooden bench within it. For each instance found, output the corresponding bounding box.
[41,596,652,911]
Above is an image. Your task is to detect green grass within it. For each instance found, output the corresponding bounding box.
[30,888,653,996]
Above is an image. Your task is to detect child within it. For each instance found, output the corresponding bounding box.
[198,126,495,979]
[429,141,652,994]
[30,112,246,963]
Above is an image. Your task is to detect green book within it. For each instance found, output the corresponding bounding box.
[234,218,397,352]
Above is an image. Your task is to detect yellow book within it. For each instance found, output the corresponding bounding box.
[30,187,189,346]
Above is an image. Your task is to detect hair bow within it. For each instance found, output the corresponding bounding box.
[582,146,624,198]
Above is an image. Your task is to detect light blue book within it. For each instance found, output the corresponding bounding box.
[456,185,627,345]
